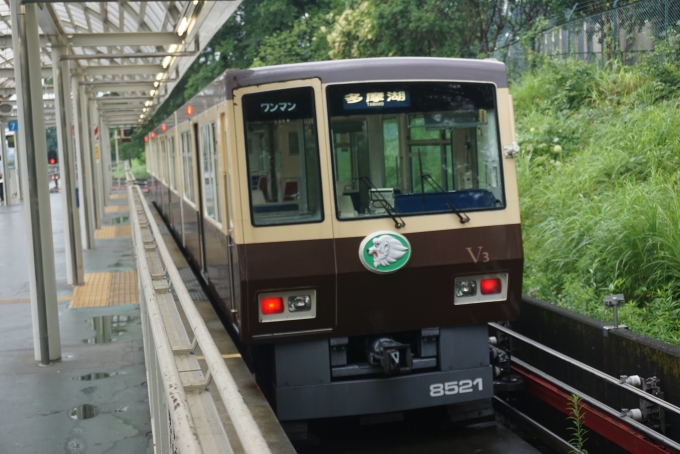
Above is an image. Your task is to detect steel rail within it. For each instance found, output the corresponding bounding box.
[511,356,680,452]
[128,182,204,453]
[493,396,584,454]
[133,184,274,454]
[490,322,680,416]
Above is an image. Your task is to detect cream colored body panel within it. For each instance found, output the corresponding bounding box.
[150,75,521,245]
[225,98,245,245]
[232,79,336,245]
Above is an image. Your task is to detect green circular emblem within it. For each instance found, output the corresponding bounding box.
[358,231,412,274]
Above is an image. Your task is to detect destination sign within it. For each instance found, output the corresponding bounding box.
[343,91,411,110]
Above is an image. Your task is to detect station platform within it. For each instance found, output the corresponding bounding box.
[0,191,152,453]
[0,185,294,454]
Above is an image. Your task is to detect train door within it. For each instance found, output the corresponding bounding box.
[192,122,208,276]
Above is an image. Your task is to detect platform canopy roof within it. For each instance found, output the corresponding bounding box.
[0,0,241,127]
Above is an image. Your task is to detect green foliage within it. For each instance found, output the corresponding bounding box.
[143,0,570,133]
[515,57,680,345]
[567,394,588,454]
[45,127,58,156]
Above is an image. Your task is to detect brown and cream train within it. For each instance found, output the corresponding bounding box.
[146,57,523,421]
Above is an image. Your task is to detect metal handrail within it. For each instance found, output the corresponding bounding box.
[129,172,273,454]
[490,322,680,415]
[127,174,204,452]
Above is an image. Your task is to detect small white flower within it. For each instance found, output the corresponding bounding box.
[553,137,560,142]
[553,145,563,153]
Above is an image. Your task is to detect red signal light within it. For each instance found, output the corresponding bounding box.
[49,158,56,165]
[144,136,149,142]
[480,278,502,295]
[260,297,284,315]
[150,131,156,138]
[187,105,193,116]
[161,123,167,131]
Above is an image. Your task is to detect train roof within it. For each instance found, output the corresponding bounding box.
[156,57,507,133]
[226,57,508,99]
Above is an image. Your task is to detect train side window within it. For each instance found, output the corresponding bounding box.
[168,136,176,191]
[242,86,323,226]
[152,141,157,178]
[181,131,195,203]
[201,123,221,223]
[160,139,167,184]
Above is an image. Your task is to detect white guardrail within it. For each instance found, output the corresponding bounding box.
[126,170,273,454]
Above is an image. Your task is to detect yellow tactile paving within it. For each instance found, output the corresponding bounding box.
[69,271,139,308]
[95,225,131,239]
[70,273,112,308]
[105,205,129,213]
[0,296,71,305]
[109,270,139,306]
[109,194,127,200]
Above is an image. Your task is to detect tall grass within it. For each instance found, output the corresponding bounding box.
[513,56,680,345]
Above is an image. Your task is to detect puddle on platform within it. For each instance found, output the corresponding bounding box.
[73,372,107,381]
[70,404,99,420]
[83,315,134,344]
[112,216,129,225]
[72,370,128,381]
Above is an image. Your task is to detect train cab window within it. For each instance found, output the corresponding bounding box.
[326,82,504,220]
[201,123,221,223]
[242,87,323,226]
[168,136,177,191]
[181,131,195,203]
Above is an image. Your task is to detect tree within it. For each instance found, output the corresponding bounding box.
[328,0,572,59]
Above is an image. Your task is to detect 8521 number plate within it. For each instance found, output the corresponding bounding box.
[430,378,483,397]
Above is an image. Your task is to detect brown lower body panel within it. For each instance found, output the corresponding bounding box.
[240,224,523,343]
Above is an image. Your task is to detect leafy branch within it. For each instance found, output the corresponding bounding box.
[567,394,589,454]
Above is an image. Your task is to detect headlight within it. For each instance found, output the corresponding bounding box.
[258,290,316,322]
[455,280,477,297]
[454,274,508,305]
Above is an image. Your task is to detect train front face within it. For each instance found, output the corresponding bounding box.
[231,59,522,421]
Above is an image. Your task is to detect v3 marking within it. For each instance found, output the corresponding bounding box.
[466,246,489,263]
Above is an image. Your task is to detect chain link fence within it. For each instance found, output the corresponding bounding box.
[501,0,680,76]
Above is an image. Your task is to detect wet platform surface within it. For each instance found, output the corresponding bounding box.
[0,191,152,454]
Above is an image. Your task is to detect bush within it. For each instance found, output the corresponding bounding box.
[514,56,680,346]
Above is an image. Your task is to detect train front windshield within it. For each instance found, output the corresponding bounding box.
[326,82,504,220]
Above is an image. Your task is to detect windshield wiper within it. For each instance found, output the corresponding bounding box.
[358,176,405,229]
[420,173,470,224]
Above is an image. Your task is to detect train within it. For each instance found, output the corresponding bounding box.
[145,57,523,423]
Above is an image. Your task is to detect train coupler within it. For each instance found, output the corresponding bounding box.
[366,337,413,375]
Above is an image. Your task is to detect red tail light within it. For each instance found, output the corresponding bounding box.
[260,297,284,315]
[480,278,502,295]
